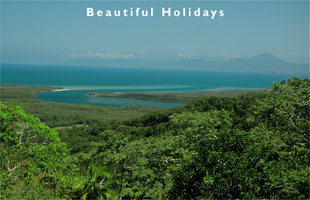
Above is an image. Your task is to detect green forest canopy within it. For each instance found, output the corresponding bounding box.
[0,77,309,199]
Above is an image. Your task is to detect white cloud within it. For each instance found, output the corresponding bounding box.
[69,52,135,59]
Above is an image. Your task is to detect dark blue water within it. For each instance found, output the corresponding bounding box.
[1,64,304,108]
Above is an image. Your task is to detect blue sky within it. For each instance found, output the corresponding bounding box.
[1,0,309,65]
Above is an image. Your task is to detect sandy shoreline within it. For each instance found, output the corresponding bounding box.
[50,85,262,92]
[52,89,70,92]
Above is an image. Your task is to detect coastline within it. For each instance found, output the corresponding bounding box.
[50,85,263,92]
[52,89,70,92]
[86,89,259,104]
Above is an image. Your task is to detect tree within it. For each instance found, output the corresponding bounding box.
[0,104,72,198]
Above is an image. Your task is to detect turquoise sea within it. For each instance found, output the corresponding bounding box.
[1,64,305,108]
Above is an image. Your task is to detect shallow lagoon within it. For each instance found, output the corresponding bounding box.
[2,64,305,108]
[37,89,184,108]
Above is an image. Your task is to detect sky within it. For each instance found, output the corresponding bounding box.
[1,0,309,65]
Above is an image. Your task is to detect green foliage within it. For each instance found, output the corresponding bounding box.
[250,77,310,158]
[88,89,249,103]
[75,164,116,200]
[1,77,309,199]
[0,84,163,128]
[0,104,72,198]
[167,77,310,199]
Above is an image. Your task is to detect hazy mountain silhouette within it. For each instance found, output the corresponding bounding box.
[178,53,309,74]
[67,53,309,74]
[222,53,309,74]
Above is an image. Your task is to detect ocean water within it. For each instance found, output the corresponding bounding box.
[1,64,304,108]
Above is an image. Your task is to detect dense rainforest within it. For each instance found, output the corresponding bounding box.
[1,77,309,199]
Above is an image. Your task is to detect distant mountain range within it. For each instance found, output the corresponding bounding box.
[67,53,309,74]
[185,53,309,74]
